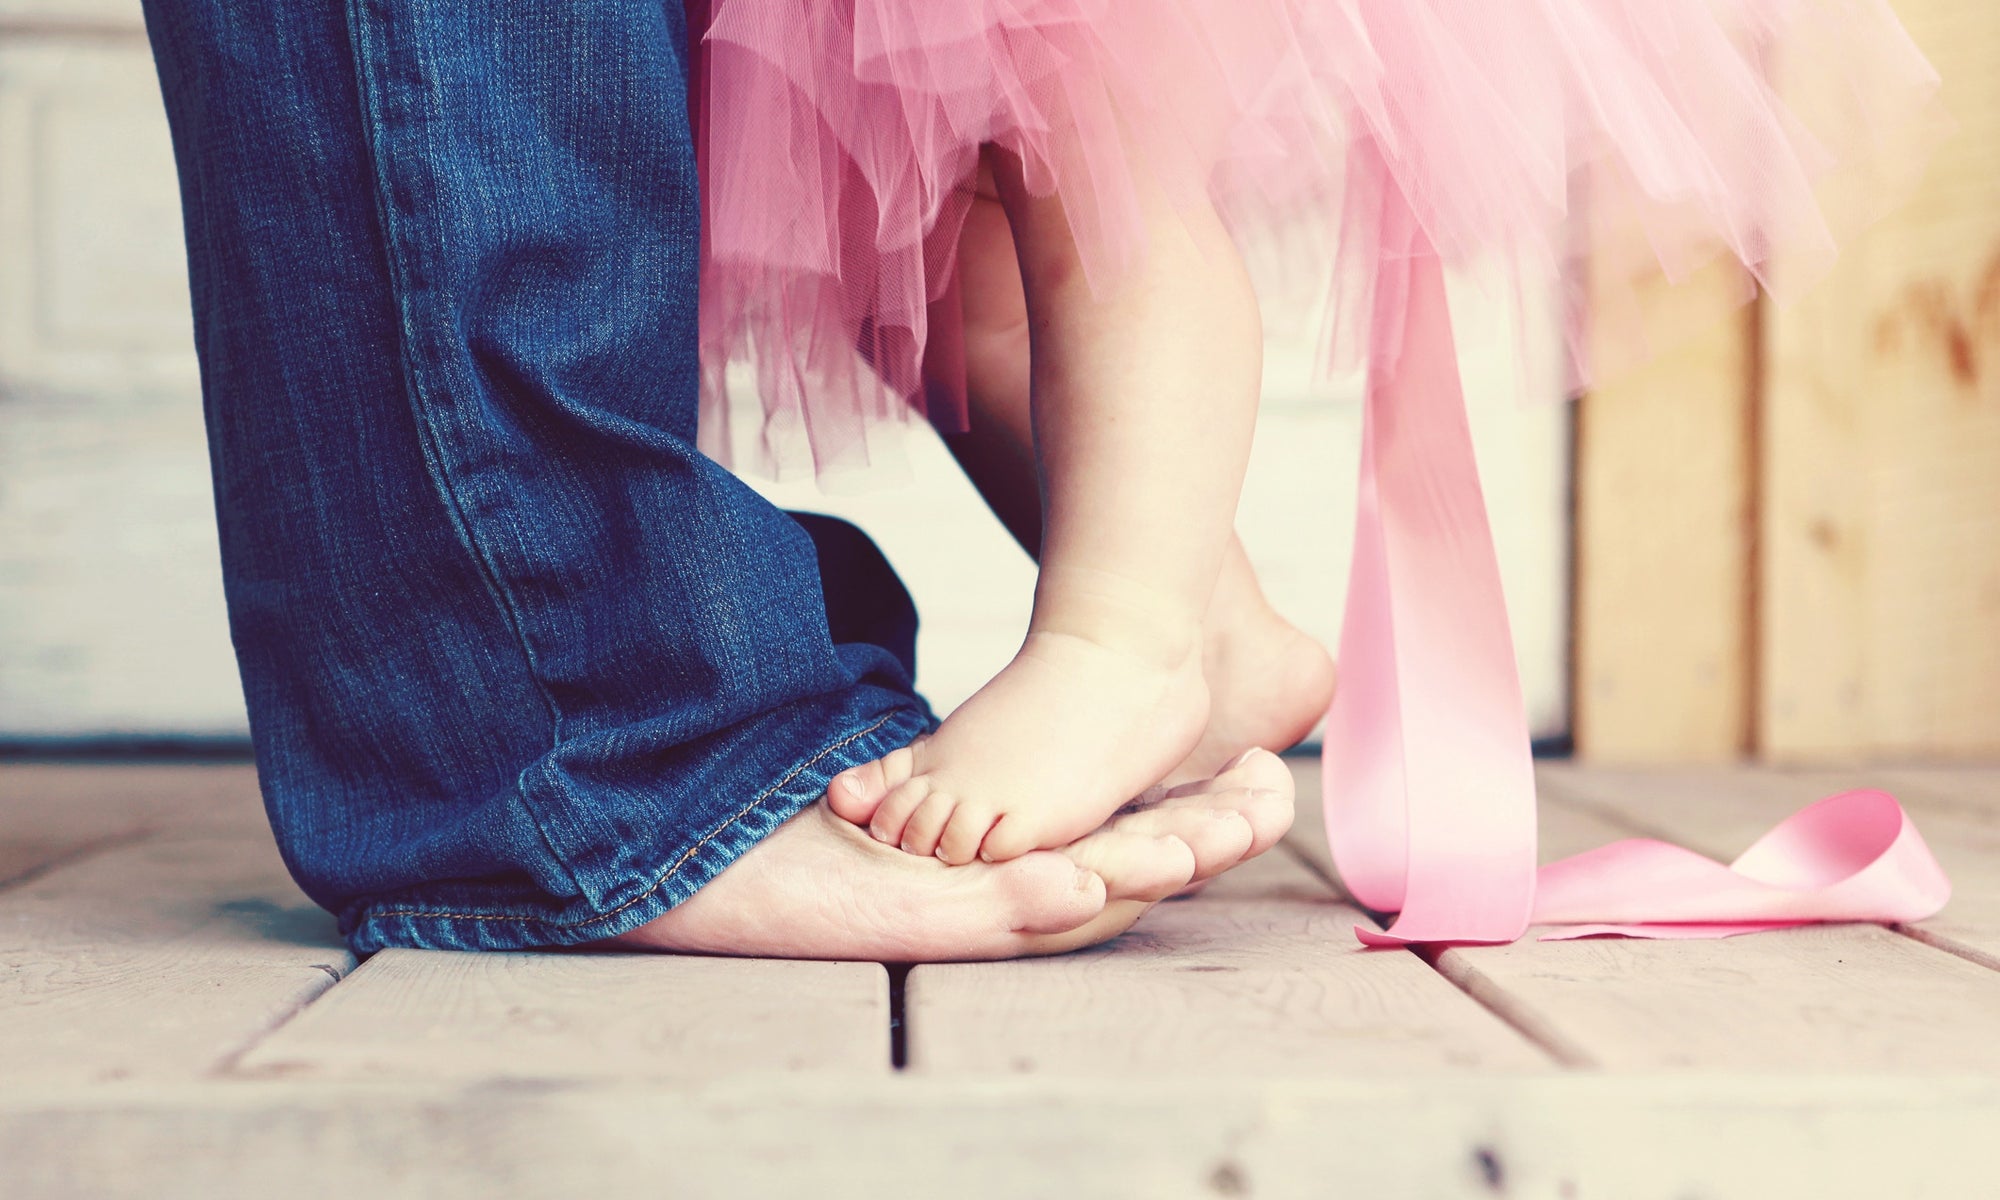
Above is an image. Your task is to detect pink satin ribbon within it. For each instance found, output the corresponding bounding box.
[1319,180,1952,947]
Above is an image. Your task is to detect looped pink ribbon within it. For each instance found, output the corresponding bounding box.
[1319,169,1952,946]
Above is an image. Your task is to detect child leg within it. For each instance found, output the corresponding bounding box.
[937,172,1336,784]
[832,144,1264,864]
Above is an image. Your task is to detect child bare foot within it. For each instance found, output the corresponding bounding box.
[1169,540,1336,785]
[831,572,1211,864]
[934,179,1331,794]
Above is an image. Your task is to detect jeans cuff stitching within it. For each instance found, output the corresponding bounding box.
[363,711,901,928]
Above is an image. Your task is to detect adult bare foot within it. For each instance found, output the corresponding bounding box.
[1122,747,1295,881]
[605,749,1295,962]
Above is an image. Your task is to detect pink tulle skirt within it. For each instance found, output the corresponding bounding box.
[687,0,1941,477]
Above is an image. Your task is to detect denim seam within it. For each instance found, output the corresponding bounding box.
[343,0,567,741]
[365,710,897,927]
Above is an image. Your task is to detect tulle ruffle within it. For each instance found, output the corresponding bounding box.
[687,0,1942,478]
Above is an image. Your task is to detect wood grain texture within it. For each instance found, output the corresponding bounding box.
[0,763,266,886]
[1295,761,2000,1068]
[0,832,351,1083]
[1574,261,1756,762]
[908,798,1550,1075]
[2,1076,1994,1200]
[1761,0,2000,760]
[0,764,266,884]
[1435,794,2000,1070]
[234,949,890,1080]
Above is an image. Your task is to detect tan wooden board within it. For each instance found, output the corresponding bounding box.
[0,831,351,1083]
[235,948,890,1080]
[1574,260,1755,763]
[1760,0,2000,760]
[0,1075,1993,1200]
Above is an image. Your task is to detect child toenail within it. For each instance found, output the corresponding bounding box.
[1074,868,1096,890]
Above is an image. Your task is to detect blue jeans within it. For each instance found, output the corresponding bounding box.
[141,0,931,953]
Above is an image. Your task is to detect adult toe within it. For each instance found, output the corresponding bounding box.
[990,851,1108,935]
[1110,806,1254,881]
[1061,830,1198,903]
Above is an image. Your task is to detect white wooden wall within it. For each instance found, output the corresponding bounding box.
[0,2,1570,742]
[0,7,244,737]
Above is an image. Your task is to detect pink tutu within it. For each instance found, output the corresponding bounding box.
[687,0,1941,477]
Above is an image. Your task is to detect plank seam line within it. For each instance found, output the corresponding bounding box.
[886,964,909,1071]
[210,963,354,1080]
[1416,946,1598,1070]
[0,829,152,896]
[1281,823,1584,1068]
[1277,841,1344,898]
[1894,924,2000,975]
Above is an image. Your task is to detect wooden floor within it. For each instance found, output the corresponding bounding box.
[1,760,1996,1198]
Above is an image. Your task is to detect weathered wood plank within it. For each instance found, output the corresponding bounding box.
[1874,766,2000,822]
[1424,772,2000,1070]
[1294,762,2000,1067]
[235,949,889,1080]
[0,832,351,1083]
[0,763,267,887]
[909,792,1551,1074]
[1543,761,2000,972]
[0,1075,1992,1200]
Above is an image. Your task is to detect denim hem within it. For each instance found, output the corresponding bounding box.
[342,704,927,953]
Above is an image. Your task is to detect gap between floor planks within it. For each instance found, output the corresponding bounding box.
[8,760,2000,1086]
[1285,759,2000,1072]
